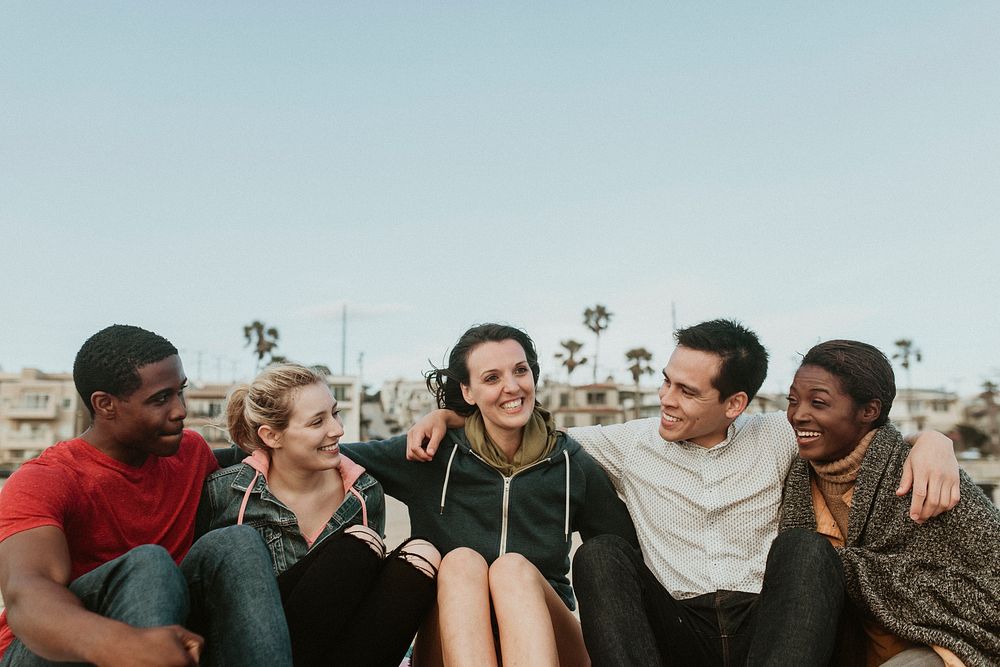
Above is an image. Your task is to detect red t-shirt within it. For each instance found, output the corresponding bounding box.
[0,430,219,655]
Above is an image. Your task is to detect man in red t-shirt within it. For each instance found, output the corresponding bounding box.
[0,325,291,666]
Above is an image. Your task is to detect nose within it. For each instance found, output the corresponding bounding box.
[503,373,519,393]
[329,414,345,439]
[787,403,807,425]
[171,394,187,422]
[659,383,676,407]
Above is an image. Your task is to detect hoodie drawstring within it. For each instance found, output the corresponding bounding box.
[237,469,261,526]
[563,449,570,543]
[440,445,459,514]
[349,487,369,527]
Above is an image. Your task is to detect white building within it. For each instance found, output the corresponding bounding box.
[0,369,89,469]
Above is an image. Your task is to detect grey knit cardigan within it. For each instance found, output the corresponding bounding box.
[779,423,1000,667]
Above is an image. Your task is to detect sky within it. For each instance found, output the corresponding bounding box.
[2,2,998,398]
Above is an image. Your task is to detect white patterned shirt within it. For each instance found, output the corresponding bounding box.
[569,412,797,599]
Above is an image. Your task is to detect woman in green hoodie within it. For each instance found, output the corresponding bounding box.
[339,323,637,666]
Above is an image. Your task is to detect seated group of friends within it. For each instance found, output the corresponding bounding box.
[0,319,997,667]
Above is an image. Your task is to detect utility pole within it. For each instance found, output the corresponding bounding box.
[341,303,347,375]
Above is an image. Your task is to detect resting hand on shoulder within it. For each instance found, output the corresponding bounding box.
[406,409,462,461]
[898,430,961,523]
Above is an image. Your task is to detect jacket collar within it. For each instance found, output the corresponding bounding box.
[230,449,375,494]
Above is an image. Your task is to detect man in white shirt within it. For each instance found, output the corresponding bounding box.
[407,319,959,666]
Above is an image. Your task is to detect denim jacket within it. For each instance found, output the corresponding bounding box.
[196,450,385,576]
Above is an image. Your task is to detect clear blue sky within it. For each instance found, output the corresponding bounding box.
[2,2,998,397]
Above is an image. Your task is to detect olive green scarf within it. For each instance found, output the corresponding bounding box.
[464,406,558,477]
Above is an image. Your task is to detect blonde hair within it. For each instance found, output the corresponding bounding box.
[226,363,327,453]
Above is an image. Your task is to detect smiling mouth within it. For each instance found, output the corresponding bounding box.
[319,443,340,453]
[661,412,681,423]
[796,430,820,439]
[500,398,523,411]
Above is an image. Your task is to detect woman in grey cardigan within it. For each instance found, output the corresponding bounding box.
[780,340,999,667]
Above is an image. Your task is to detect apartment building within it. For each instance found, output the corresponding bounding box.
[0,369,89,469]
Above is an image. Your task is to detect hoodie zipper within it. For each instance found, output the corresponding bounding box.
[467,451,551,556]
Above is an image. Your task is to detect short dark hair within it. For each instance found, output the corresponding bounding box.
[73,324,178,417]
[425,323,540,417]
[674,319,769,401]
[800,340,895,427]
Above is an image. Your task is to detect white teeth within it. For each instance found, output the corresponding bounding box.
[797,431,820,438]
[662,413,680,422]
[500,399,522,410]
[319,444,339,452]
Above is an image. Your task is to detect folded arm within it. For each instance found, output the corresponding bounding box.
[0,526,202,666]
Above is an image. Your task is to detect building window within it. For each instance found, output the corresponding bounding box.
[62,398,73,409]
[563,416,576,427]
[559,393,569,408]
[22,394,50,408]
[586,392,607,406]
[331,385,348,401]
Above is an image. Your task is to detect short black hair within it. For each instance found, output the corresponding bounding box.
[800,340,895,427]
[425,323,540,417]
[674,319,769,401]
[73,324,178,417]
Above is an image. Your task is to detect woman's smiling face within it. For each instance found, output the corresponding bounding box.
[786,364,879,462]
[460,339,536,440]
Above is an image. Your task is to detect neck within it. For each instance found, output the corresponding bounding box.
[80,426,149,467]
[267,459,341,498]
[484,423,523,461]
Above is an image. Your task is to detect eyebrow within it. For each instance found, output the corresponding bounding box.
[307,401,338,420]
[142,378,188,402]
[662,371,701,395]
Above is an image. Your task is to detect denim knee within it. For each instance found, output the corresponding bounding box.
[187,524,272,573]
[69,544,188,627]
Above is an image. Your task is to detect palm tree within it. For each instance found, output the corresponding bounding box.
[583,304,613,383]
[980,380,1000,457]
[892,338,922,383]
[892,338,923,427]
[244,320,281,371]
[625,347,655,419]
[554,339,588,384]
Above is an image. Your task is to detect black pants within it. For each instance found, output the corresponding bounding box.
[573,529,845,667]
[278,532,436,667]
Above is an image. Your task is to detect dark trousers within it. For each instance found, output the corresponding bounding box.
[573,528,845,667]
[278,533,436,667]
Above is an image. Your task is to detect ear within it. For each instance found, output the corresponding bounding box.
[257,424,281,450]
[723,392,750,420]
[859,399,881,425]
[91,391,115,420]
[460,383,476,407]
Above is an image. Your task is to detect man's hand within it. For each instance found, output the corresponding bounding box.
[406,409,462,461]
[101,625,204,667]
[898,431,961,523]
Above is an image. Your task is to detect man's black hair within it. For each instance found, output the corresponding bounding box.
[674,319,769,401]
[73,324,178,417]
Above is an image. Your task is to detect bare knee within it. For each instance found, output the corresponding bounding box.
[440,547,488,583]
[398,539,441,578]
[488,552,540,594]
[344,524,385,556]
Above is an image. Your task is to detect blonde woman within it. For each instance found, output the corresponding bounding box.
[196,364,440,667]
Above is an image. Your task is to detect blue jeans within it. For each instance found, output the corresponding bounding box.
[2,525,292,666]
[573,529,844,666]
